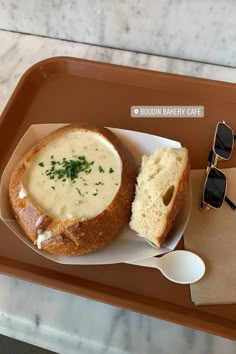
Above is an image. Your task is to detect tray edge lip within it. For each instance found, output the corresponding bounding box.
[0,257,235,341]
[12,55,236,86]
[1,55,236,131]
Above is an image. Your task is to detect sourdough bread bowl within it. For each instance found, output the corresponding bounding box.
[9,124,137,256]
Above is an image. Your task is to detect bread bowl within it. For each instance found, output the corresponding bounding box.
[9,124,137,256]
[130,147,190,248]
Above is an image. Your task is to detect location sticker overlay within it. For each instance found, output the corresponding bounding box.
[131,106,204,118]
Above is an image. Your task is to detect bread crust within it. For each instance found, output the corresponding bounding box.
[9,124,137,256]
[156,149,190,247]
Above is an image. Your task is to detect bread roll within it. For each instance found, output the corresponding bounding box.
[9,124,137,256]
[129,147,190,248]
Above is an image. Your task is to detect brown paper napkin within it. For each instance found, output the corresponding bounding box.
[184,168,236,305]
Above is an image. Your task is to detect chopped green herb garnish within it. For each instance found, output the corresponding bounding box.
[115,183,118,185]
[38,162,44,167]
[99,166,105,173]
[51,155,54,159]
[51,186,55,190]
[93,193,98,196]
[76,188,82,196]
[109,168,114,173]
[43,156,94,182]
[95,182,104,185]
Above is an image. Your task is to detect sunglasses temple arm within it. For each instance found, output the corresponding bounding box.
[234,135,236,140]
[225,196,236,210]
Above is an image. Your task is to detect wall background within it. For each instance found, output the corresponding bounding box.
[0,0,235,66]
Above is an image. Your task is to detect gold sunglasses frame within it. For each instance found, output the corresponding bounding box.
[201,121,234,210]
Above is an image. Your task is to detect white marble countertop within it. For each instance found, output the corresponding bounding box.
[1,0,236,66]
[0,30,236,354]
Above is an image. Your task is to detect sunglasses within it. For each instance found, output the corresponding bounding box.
[201,121,236,210]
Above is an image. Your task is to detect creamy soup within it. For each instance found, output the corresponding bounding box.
[23,130,122,220]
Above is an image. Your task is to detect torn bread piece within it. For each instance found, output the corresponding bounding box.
[130,147,190,248]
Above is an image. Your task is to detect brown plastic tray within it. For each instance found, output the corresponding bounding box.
[0,57,235,340]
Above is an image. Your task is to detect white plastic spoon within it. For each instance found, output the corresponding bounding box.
[127,250,205,284]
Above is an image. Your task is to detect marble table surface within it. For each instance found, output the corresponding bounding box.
[0,30,236,354]
[1,0,236,67]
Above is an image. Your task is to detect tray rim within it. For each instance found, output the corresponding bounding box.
[1,256,235,340]
[0,56,235,341]
[2,55,236,126]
